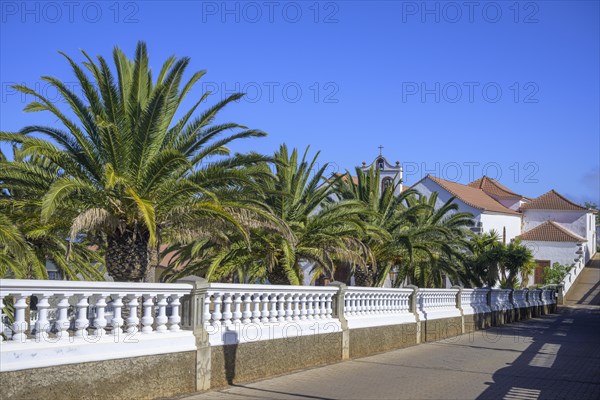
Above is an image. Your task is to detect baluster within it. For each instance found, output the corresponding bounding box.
[202,293,212,326]
[251,293,262,323]
[325,293,333,318]
[366,293,373,315]
[319,294,326,319]
[0,296,4,342]
[156,294,168,333]
[12,294,28,342]
[292,293,300,321]
[347,293,354,316]
[285,294,293,321]
[260,293,270,323]
[125,294,139,334]
[212,293,223,326]
[242,293,252,324]
[222,293,233,327]
[312,294,321,319]
[299,293,307,321]
[55,294,70,341]
[269,293,278,323]
[33,293,51,340]
[168,294,181,332]
[306,294,314,319]
[141,295,154,334]
[74,294,90,337]
[110,295,124,337]
[277,293,286,322]
[232,293,242,325]
[93,295,108,337]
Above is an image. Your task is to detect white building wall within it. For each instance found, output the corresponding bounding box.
[479,213,522,243]
[520,240,580,287]
[495,198,522,211]
[523,210,595,263]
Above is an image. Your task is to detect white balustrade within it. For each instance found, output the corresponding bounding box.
[512,290,529,309]
[199,284,340,345]
[0,280,192,343]
[0,277,553,373]
[461,288,491,315]
[416,288,461,320]
[530,289,543,306]
[343,287,415,328]
[490,289,514,312]
[541,289,556,305]
[0,279,195,372]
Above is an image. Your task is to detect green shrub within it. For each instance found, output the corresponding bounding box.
[543,262,573,285]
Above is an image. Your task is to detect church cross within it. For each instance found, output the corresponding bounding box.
[378,145,384,156]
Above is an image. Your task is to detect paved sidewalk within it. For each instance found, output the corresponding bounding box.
[566,254,600,306]
[177,306,600,400]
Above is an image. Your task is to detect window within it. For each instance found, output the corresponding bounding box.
[381,177,393,192]
[377,158,384,170]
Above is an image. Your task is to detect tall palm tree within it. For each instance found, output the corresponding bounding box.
[0,42,267,281]
[335,166,415,286]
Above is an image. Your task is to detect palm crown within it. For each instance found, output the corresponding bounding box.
[1,42,267,281]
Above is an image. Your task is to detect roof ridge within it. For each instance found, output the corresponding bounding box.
[522,189,587,211]
[426,175,519,215]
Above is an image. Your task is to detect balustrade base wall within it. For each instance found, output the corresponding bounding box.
[0,351,196,400]
[421,317,463,343]
[210,332,343,388]
[463,312,492,332]
[349,323,418,359]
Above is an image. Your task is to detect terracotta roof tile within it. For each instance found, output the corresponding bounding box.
[517,221,586,242]
[521,190,588,211]
[468,176,523,199]
[419,175,520,215]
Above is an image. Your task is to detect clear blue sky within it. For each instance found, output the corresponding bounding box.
[1,1,599,204]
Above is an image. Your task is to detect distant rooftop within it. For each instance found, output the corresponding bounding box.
[521,190,588,211]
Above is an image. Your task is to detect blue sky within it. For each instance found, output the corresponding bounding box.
[1,1,599,204]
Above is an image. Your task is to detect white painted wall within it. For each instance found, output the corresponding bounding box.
[520,240,581,286]
[495,198,522,211]
[479,213,522,243]
[523,210,595,263]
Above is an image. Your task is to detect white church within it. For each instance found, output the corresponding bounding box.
[348,153,597,287]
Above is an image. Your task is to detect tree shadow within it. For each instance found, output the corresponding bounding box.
[476,307,600,399]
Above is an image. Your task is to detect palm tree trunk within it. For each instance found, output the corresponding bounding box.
[105,225,149,282]
[267,267,291,285]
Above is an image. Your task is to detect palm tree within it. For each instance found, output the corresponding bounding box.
[0,149,104,280]
[165,145,375,285]
[335,166,415,286]
[0,42,267,281]
[463,230,504,287]
[398,193,474,288]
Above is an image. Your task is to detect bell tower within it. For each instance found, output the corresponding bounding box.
[360,146,403,195]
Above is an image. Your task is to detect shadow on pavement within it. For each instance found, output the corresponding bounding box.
[477,307,600,400]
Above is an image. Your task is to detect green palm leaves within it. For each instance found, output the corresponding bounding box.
[1,42,266,281]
